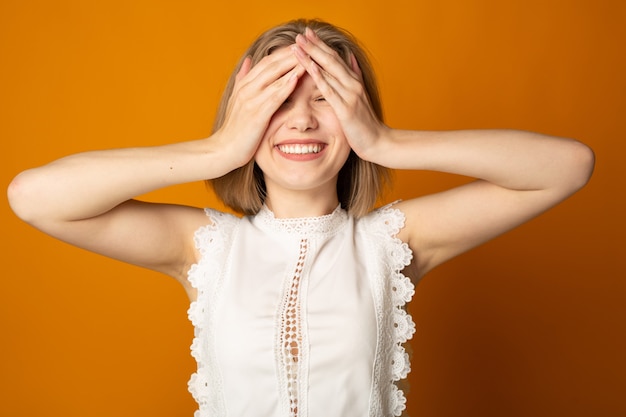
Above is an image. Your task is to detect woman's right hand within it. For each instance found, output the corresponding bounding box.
[214,46,305,169]
[7,46,306,288]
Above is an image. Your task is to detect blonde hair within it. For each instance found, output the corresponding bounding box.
[210,19,390,217]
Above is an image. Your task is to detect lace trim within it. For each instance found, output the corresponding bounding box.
[185,205,415,416]
[276,238,309,416]
[255,204,348,236]
[365,202,415,417]
[187,209,239,416]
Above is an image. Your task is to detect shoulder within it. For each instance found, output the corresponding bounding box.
[199,207,240,226]
[358,201,413,260]
[191,208,241,252]
[358,201,422,281]
[179,207,241,299]
[358,201,408,238]
[176,206,240,232]
[356,202,417,283]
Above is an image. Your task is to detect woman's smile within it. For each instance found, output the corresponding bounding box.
[254,72,351,193]
[275,140,327,161]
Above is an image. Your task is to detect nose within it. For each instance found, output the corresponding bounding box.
[285,101,318,131]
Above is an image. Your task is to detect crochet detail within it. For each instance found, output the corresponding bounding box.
[256,204,348,236]
[185,205,415,416]
[276,238,309,416]
[365,203,415,417]
[187,209,239,417]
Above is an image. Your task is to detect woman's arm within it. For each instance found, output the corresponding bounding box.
[8,139,233,281]
[375,129,595,277]
[294,29,595,278]
[8,47,306,286]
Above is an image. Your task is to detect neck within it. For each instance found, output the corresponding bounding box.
[264,187,340,219]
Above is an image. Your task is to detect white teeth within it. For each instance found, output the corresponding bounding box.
[278,144,323,154]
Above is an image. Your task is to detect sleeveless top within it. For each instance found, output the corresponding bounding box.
[186,203,415,417]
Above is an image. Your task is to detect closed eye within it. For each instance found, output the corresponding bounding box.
[280,98,292,108]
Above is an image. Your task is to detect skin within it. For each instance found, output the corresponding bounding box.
[7,28,595,301]
[254,72,352,217]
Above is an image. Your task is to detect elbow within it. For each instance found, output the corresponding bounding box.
[564,139,595,193]
[7,170,44,225]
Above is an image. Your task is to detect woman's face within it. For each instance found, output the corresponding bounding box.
[254,70,352,197]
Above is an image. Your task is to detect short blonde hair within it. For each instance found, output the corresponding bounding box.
[210,19,390,217]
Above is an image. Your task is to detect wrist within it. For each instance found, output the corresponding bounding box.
[204,131,253,176]
[354,125,394,166]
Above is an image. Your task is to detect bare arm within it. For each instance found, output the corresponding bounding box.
[294,29,595,278]
[7,139,235,284]
[380,129,595,277]
[8,47,306,290]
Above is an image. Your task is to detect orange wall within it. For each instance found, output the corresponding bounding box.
[1,1,624,416]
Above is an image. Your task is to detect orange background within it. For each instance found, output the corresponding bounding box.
[1,1,624,416]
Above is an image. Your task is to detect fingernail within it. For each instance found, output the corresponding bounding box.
[298,33,308,44]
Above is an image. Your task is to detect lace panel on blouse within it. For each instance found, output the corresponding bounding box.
[277,238,309,416]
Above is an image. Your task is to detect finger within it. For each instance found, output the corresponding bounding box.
[295,30,357,86]
[293,43,354,99]
[243,47,299,87]
[224,64,304,136]
[232,52,300,113]
[229,53,303,116]
[251,63,306,114]
[296,36,365,106]
[349,53,363,81]
[304,28,340,60]
[275,63,306,94]
[235,56,253,82]
[292,45,346,110]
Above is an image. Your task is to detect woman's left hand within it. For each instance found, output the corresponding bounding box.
[292,28,389,162]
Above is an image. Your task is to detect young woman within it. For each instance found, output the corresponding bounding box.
[8,19,594,417]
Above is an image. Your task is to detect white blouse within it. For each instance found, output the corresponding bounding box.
[187,204,415,417]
